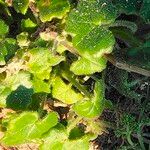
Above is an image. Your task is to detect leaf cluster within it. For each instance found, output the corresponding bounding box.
[0,0,149,149]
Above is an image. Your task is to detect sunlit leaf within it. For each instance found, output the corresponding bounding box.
[73,80,105,118]
[17,32,30,47]
[0,19,8,36]
[26,48,65,80]
[51,77,83,104]
[1,112,58,146]
[40,124,68,150]
[63,134,96,150]
[21,18,37,28]
[70,57,107,75]
[0,72,32,107]
[66,0,116,74]
[32,77,51,93]
[37,0,70,22]
[40,124,96,150]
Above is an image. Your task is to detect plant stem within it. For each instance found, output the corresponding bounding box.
[50,31,150,77]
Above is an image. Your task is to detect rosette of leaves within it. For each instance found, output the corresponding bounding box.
[66,0,117,75]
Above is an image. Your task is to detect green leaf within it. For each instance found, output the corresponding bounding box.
[66,0,117,35]
[21,18,37,28]
[37,0,70,22]
[6,85,34,110]
[140,0,150,23]
[69,127,84,140]
[0,19,8,36]
[17,32,30,47]
[70,57,107,75]
[26,48,65,80]
[40,124,68,150]
[4,38,18,61]
[40,124,96,150]
[66,0,116,74]
[63,134,96,150]
[0,43,7,65]
[51,77,83,104]
[12,0,29,14]
[0,38,17,65]
[1,112,58,146]
[28,112,59,139]
[112,0,142,15]
[0,87,11,107]
[0,72,32,107]
[32,77,51,93]
[73,80,105,118]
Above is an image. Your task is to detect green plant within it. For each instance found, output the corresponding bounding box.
[0,0,150,149]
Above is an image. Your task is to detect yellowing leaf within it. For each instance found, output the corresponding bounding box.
[26,48,65,80]
[1,112,58,146]
[37,0,70,22]
[51,77,83,104]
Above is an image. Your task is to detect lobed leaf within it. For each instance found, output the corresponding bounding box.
[66,0,116,74]
[40,124,68,150]
[40,124,96,150]
[73,80,105,118]
[63,134,96,150]
[70,57,107,75]
[1,112,58,146]
[37,0,70,22]
[26,48,65,80]
[51,77,83,104]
